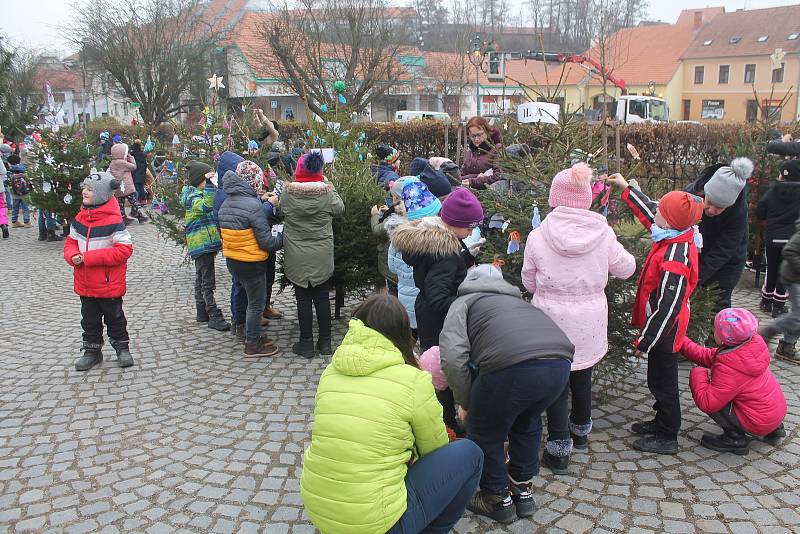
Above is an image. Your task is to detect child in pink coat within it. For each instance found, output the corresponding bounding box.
[681,308,786,455]
[108,143,139,224]
[521,162,636,473]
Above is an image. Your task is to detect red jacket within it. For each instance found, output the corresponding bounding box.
[682,336,786,436]
[622,187,699,354]
[63,198,133,298]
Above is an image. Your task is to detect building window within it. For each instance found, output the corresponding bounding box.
[682,99,691,121]
[729,36,741,44]
[701,99,725,120]
[746,100,758,123]
[744,64,756,84]
[763,99,782,120]
[789,32,799,40]
[718,65,729,84]
[694,66,704,84]
[757,35,769,43]
[772,63,785,83]
[703,40,713,46]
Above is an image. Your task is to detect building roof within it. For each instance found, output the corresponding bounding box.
[675,7,724,27]
[682,5,800,59]
[33,68,82,93]
[584,23,699,86]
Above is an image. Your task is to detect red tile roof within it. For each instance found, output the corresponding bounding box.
[675,7,724,27]
[682,5,800,59]
[33,68,82,93]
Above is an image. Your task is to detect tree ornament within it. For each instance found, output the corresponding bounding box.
[530,206,540,229]
[63,193,72,204]
[207,75,225,91]
[332,80,347,93]
[43,181,52,193]
[321,104,329,113]
[506,231,521,254]
[338,94,347,105]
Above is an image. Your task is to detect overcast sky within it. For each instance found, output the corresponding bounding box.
[0,0,796,55]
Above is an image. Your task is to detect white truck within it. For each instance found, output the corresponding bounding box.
[613,95,669,123]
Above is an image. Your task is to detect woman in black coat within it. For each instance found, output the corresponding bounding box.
[130,141,149,206]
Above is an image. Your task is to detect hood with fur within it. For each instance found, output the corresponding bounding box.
[391,217,462,257]
[284,180,334,197]
[110,143,129,160]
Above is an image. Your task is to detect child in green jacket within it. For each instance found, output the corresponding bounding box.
[181,160,230,332]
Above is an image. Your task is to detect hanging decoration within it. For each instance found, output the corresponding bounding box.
[63,193,72,204]
[530,205,541,229]
[143,136,155,152]
[332,80,347,94]
[506,231,521,254]
[42,181,52,193]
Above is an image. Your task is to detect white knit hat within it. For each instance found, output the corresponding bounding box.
[703,158,754,209]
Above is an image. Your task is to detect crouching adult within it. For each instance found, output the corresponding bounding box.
[439,265,575,524]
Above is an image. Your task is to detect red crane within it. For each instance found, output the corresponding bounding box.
[526,52,627,91]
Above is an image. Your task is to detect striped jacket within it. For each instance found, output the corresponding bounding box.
[622,187,699,354]
[63,198,133,298]
[181,185,221,258]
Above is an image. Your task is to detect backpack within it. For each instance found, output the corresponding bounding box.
[11,173,30,196]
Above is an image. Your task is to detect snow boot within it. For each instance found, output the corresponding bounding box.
[293,337,317,359]
[509,477,536,518]
[760,423,786,446]
[1,225,8,239]
[776,340,798,363]
[570,420,592,451]
[110,339,134,368]
[467,490,516,524]
[541,438,572,475]
[75,342,103,371]
[316,336,333,356]
[700,429,750,455]
[772,301,787,318]
[759,297,773,314]
[207,310,231,332]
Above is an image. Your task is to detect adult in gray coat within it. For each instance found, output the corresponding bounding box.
[219,168,282,358]
[440,265,574,525]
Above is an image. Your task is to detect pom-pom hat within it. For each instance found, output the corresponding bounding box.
[549,162,593,209]
[295,152,325,183]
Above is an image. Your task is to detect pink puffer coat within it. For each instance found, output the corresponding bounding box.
[522,206,636,370]
[109,143,137,198]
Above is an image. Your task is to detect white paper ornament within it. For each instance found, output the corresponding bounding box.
[43,181,52,193]
[119,181,126,194]
[63,193,73,204]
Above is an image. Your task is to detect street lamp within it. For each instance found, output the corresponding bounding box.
[467,36,496,117]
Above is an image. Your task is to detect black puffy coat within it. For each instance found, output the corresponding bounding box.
[391,217,474,350]
[756,180,800,245]
[131,148,148,184]
[686,163,748,289]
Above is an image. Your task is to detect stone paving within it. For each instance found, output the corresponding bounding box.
[1,222,799,534]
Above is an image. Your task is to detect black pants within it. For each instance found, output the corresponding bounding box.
[194,252,218,314]
[546,366,593,441]
[294,282,331,340]
[709,401,745,436]
[436,388,465,437]
[763,244,788,302]
[647,347,680,440]
[80,297,129,345]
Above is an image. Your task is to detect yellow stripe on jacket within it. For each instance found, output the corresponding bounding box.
[220,227,269,262]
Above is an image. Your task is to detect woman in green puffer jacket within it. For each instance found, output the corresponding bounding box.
[300,294,483,534]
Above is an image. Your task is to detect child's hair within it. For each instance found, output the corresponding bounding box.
[353,294,418,368]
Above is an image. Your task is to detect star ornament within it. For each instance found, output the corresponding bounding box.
[208,74,225,91]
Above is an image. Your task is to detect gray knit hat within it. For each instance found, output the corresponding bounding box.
[81,171,121,206]
[703,157,754,209]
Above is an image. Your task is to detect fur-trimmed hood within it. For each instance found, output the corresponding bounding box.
[391,217,462,257]
[383,213,407,239]
[284,180,334,197]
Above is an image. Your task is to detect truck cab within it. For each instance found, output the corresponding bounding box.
[615,96,669,123]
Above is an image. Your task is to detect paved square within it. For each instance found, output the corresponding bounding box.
[0,224,797,533]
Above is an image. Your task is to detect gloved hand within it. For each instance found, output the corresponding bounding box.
[467,238,486,258]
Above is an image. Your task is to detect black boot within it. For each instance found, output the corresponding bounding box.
[110,339,134,368]
[75,342,103,371]
[196,303,209,323]
[467,490,516,524]
[541,450,570,475]
[632,434,678,455]
[772,301,787,318]
[700,429,750,455]
[207,310,231,332]
[134,210,148,223]
[509,478,536,518]
[293,338,317,359]
[759,297,773,313]
[570,420,592,450]
[776,340,798,362]
[38,231,47,242]
[316,336,333,356]
[631,419,659,435]
[2,224,9,239]
[761,423,786,446]
[47,230,64,242]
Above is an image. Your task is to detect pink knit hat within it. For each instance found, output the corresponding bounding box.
[714,308,758,346]
[548,162,593,209]
[416,346,448,391]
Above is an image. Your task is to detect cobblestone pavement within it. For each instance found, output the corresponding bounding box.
[1,223,799,534]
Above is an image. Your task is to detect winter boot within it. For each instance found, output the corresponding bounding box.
[263,306,284,320]
[759,297,773,314]
[292,337,317,359]
[761,423,786,446]
[207,310,231,332]
[196,303,209,323]
[772,301,788,318]
[467,490,516,524]
[632,434,678,455]
[38,231,47,241]
[541,438,572,475]
[110,339,134,368]
[47,230,64,242]
[230,323,246,342]
[244,336,280,358]
[509,477,536,518]
[776,340,798,362]
[75,342,103,371]
[316,336,333,356]
[1,224,8,239]
[631,419,659,436]
[570,420,592,451]
[700,429,750,455]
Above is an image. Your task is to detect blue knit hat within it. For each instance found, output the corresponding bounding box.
[403,177,441,220]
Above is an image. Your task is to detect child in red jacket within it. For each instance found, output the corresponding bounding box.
[606,173,705,455]
[681,308,787,455]
[64,171,134,371]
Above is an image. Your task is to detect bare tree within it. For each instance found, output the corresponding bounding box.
[423,44,471,113]
[257,0,413,117]
[65,0,217,124]
[0,41,40,139]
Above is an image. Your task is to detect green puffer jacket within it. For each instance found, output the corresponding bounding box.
[300,319,448,534]
[281,180,345,287]
[180,184,221,259]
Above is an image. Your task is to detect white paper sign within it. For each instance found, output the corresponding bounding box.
[517,102,560,124]
[309,148,336,163]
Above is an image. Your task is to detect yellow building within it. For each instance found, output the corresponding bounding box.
[680,5,800,123]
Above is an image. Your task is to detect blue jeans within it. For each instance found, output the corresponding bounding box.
[387,439,483,534]
[468,358,570,494]
[768,283,800,344]
[38,210,57,232]
[237,272,266,341]
[230,276,248,325]
[11,198,30,223]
